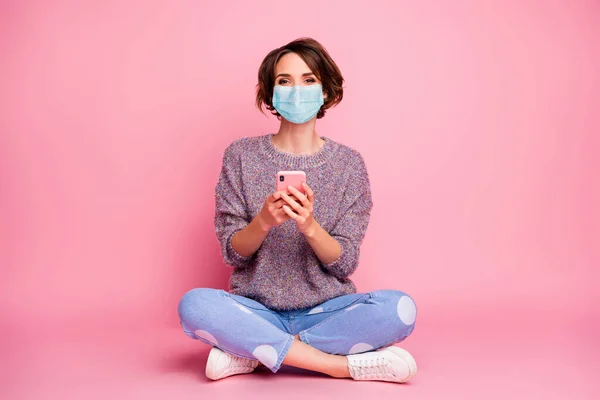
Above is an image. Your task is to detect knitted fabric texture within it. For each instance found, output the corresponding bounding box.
[214,133,373,310]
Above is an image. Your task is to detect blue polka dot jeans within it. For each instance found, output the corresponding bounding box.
[177,288,417,373]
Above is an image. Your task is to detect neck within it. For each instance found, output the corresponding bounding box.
[273,118,324,155]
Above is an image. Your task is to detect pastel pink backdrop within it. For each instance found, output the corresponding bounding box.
[1,1,598,399]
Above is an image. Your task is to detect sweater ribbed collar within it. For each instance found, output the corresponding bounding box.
[259,133,337,169]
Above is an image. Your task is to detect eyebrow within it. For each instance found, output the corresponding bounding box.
[275,72,315,79]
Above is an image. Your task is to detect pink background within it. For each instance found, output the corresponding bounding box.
[1,0,598,399]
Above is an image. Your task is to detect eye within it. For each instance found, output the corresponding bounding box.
[305,78,316,84]
[277,79,290,85]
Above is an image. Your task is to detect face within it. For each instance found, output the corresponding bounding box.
[274,52,322,88]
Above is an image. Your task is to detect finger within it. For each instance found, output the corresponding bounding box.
[273,199,288,208]
[281,192,303,212]
[282,205,300,221]
[298,207,310,218]
[302,182,314,204]
[276,208,291,220]
[287,186,309,206]
[281,194,299,202]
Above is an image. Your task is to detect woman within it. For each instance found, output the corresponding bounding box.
[178,38,418,383]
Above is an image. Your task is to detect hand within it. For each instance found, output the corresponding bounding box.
[281,183,316,235]
[256,190,291,232]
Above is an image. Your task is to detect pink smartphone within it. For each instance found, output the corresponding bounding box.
[276,170,306,194]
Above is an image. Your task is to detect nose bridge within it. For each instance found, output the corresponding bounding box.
[293,85,301,106]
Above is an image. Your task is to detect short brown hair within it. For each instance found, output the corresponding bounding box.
[255,37,344,119]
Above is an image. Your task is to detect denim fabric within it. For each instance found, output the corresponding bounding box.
[177,288,417,373]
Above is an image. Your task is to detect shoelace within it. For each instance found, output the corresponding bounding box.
[228,355,255,371]
[350,356,391,379]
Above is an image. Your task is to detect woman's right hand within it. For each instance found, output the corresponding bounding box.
[256,191,292,232]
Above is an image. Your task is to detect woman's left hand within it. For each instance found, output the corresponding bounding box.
[281,182,316,235]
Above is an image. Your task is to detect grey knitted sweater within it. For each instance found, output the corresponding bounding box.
[214,133,373,310]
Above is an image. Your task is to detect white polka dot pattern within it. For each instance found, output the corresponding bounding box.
[307,307,324,315]
[234,303,253,314]
[195,329,218,345]
[252,345,279,369]
[349,343,374,354]
[397,296,416,325]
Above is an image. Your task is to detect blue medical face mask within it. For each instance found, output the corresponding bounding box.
[272,84,325,124]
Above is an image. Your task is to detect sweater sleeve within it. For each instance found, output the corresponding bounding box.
[321,153,373,279]
[214,142,254,268]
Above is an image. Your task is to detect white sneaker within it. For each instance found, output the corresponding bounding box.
[346,346,417,383]
[205,347,259,381]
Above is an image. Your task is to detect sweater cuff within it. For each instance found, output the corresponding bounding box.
[226,232,253,267]
[322,240,352,277]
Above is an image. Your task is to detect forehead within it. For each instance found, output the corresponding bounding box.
[275,52,313,75]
